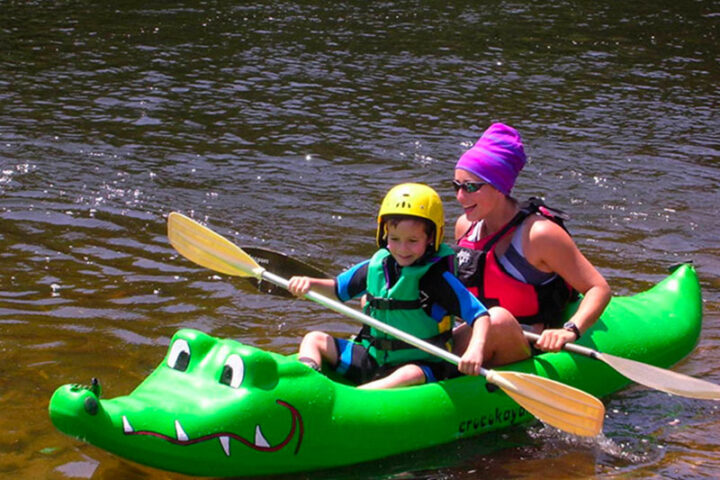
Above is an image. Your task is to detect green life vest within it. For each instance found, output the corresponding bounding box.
[361,243,455,366]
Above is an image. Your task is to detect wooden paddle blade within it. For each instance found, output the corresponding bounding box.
[167,212,264,278]
[241,247,330,298]
[599,353,720,400]
[486,370,605,437]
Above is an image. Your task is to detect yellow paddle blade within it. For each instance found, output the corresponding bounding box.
[486,370,605,437]
[167,212,264,278]
[600,353,720,400]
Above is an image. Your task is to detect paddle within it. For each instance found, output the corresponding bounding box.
[239,247,330,298]
[167,211,605,437]
[238,245,720,402]
[524,331,720,400]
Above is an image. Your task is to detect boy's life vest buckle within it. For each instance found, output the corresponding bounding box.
[367,295,421,310]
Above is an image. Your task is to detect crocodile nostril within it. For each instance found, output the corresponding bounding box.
[84,396,99,416]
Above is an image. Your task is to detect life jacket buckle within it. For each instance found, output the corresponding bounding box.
[370,297,393,309]
[375,338,396,350]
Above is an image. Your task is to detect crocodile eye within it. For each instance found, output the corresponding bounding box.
[220,354,244,388]
[167,339,190,371]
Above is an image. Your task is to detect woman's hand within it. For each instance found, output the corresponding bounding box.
[534,327,576,352]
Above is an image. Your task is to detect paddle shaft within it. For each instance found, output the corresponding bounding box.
[523,331,600,359]
[277,268,606,435]
[251,244,717,400]
[251,248,718,400]
[262,270,479,373]
[240,246,591,366]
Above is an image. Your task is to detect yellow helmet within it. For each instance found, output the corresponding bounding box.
[376,183,444,252]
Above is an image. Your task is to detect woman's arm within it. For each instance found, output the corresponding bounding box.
[526,218,611,351]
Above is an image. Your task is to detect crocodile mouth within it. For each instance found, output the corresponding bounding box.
[121,399,303,456]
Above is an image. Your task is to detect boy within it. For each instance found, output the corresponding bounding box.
[288,183,490,389]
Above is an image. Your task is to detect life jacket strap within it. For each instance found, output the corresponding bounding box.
[366,293,422,310]
[475,197,571,255]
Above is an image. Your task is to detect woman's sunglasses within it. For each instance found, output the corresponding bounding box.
[452,180,487,193]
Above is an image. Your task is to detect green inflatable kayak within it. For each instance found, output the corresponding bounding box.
[49,264,703,477]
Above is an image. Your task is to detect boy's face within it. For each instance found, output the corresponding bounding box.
[386,219,432,267]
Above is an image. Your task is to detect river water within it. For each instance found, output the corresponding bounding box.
[1,1,718,479]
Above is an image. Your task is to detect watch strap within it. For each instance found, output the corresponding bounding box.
[563,321,581,339]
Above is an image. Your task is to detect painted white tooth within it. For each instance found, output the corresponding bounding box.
[219,436,230,456]
[254,425,270,448]
[175,420,189,442]
[122,416,134,433]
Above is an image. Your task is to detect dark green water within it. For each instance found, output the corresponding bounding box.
[1,1,718,478]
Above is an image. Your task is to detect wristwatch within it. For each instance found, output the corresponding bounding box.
[563,321,581,339]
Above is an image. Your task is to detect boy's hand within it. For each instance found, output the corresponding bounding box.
[288,276,312,297]
[457,314,490,376]
[458,346,484,376]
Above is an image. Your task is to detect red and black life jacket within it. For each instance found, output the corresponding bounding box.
[456,197,578,328]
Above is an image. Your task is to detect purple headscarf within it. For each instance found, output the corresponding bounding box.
[455,123,527,195]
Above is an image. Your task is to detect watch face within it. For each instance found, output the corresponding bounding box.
[563,322,580,338]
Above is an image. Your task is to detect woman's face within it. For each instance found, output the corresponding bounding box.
[453,169,498,221]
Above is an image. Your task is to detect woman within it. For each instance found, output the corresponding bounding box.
[451,123,611,376]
